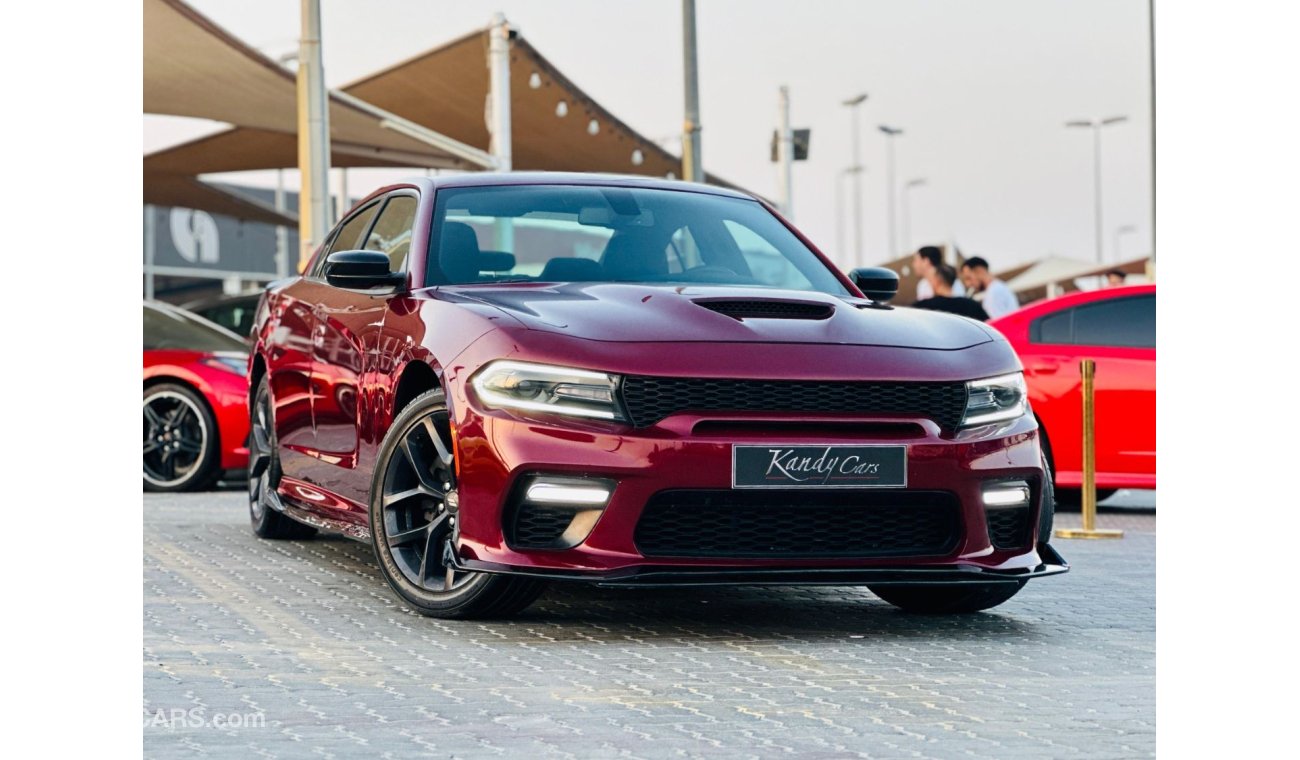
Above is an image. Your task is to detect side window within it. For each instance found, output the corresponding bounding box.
[722,219,814,290]
[1031,310,1073,344]
[665,227,703,274]
[1073,295,1155,348]
[313,202,380,277]
[1030,295,1155,348]
[363,196,418,272]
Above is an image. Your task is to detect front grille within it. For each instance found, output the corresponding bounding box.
[634,490,961,559]
[619,376,969,429]
[695,300,833,320]
[508,504,574,549]
[987,507,1032,549]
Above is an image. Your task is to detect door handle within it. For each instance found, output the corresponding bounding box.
[1027,359,1060,375]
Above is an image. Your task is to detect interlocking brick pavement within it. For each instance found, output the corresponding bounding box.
[144,489,1155,758]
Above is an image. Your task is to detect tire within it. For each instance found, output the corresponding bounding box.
[248,375,317,540]
[369,388,546,619]
[868,581,1027,614]
[144,382,221,492]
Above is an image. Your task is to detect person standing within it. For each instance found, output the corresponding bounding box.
[912,265,989,320]
[912,245,965,301]
[958,257,1020,318]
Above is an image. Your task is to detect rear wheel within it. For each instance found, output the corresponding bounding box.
[248,375,317,540]
[868,581,1026,614]
[143,383,219,492]
[370,388,546,619]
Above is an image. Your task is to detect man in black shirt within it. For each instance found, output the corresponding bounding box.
[912,265,990,321]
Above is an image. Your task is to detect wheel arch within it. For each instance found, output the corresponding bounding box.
[392,359,442,418]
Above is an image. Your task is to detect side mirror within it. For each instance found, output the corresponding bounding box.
[849,267,899,303]
[323,250,406,291]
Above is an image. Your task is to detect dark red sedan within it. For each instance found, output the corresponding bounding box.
[989,285,1156,501]
[144,301,250,491]
[248,173,1066,619]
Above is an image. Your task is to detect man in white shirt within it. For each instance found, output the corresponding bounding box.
[958,257,1020,319]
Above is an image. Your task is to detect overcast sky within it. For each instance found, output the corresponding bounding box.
[144,0,1153,272]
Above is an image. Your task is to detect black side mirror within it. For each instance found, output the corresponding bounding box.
[323,250,406,291]
[848,267,899,303]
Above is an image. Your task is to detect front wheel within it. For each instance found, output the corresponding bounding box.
[144,383,219,492]
[868,581,1026,614]
[369,388,546,619]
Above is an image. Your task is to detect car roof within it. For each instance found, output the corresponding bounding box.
[387,171,758,202]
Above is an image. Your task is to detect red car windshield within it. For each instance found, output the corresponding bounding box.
[427,184,848,295]
[144,303,248,353]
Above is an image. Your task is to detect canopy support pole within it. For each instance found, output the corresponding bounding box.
[488,13,513,172]
[681,0,703,182]
[297,0,332,272]
[777,86,793,219]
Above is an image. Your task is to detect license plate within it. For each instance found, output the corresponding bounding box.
[732,444,907,489]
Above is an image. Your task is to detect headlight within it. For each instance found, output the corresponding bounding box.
[962,372,1027,427]
[471,360,626,421]
[201,353,249,377]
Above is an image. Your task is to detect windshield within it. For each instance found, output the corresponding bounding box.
[144,303,249,353]
[427,184,849,295]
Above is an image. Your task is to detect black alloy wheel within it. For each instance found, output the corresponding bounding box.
[370,389,546,619]
[143,383,218,492]
[248,375,317,540]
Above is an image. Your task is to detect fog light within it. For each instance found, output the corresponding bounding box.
[525,479,612,506]
[983,483,1031,507]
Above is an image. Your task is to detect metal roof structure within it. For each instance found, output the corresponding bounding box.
[144,0,739,224]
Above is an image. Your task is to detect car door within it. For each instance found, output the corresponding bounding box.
[308,192,419,510]
[1026,294,1156,485]
[272,201,381,489]
[1070,294,1156,482]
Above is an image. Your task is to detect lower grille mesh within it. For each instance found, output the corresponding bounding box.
[634,490,961,559]
[509,505,574,549]
[987,507,1032,549]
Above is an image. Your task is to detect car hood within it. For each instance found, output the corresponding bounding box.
[444,283,992,350]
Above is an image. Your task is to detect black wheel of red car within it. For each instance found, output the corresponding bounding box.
[868,581,1027,614]
[248,375,317,540]
[143,383,219,492]
[370,388,546,619]
[1039,453,1056,545]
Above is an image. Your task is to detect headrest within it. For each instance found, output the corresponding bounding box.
[439,222,516,282]
[540,257,603,282]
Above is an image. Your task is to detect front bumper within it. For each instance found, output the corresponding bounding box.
[449,392,1064,581]
[452,544,1069,587]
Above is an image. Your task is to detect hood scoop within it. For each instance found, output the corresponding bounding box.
[693,299,834,321]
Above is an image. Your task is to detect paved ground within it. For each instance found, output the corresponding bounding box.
[144,488,1154,758]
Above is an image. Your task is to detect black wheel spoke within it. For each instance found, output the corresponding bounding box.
[400,436,440,492]
[388,523,430,549]
[144,404,165,429]
[143,440,162,454]
[383,485,437,509]
[420,417,455,468]
[176,438,202,454]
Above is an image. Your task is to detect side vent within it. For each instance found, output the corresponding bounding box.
[694,299,833,320]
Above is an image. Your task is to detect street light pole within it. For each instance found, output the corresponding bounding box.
[901,178,927,254]
[842,94,867,267]
[296,0,331,272]
[835,166,863,267]
[681,0,703,183]
[1066,116,1127,264]
[879,125,904,260]
[776,86,794,219]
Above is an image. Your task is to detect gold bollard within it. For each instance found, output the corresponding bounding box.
[1055,358,1124,540]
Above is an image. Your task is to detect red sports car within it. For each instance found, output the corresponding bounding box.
[988,285,1155,501]
[144,301,250,491]
[248,173,1066,619]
